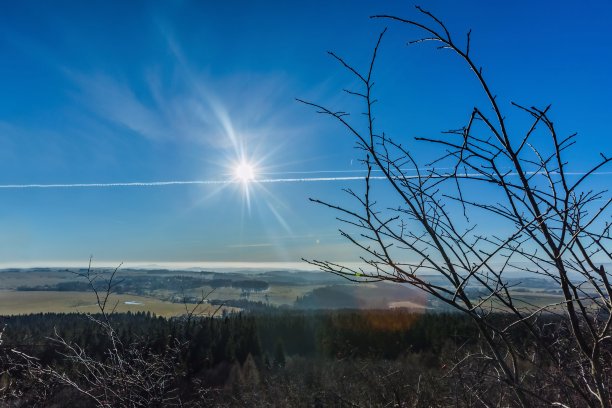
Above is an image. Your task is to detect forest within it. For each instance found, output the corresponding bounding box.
[0,309,562,407]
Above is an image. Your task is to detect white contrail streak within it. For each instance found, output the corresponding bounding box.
[0,176,387,189]
[258,167,452,175]
[0,180,228,189]
[0,171,609,190]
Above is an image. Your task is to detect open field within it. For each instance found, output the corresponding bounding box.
[0,290,237,317]
[499,291,567,311]
[0,268,338,314]
[0,268,571,314]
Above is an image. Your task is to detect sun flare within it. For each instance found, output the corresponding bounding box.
[235,162,255,183]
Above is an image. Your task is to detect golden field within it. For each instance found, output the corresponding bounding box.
[0,290,235,317]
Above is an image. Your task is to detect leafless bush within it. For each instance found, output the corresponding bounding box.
[1,260,221,407]
[300,6,611,407]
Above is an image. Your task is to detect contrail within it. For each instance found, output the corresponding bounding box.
[0,171,609,190]
[258,167,452,175]
[0,176,388,189]
[0,180,229,189]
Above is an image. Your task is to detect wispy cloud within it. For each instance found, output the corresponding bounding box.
[68,62,298,152]
[71,73,170,141]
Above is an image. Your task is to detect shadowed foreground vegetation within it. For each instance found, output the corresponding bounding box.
[1,309,602,407]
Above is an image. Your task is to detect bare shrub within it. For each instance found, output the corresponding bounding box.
[300,7,611,407]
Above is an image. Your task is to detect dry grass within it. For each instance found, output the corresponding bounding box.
[0,290,236,317]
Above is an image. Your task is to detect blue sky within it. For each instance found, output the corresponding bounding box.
[0,1,610,267]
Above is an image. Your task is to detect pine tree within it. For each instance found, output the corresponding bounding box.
[273,339,286,368]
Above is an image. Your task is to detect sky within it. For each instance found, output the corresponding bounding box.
[0,1,610,268]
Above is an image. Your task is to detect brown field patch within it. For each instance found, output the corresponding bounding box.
[0,290,236,317]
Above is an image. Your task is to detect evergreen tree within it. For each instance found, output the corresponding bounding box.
[273,339,286,368]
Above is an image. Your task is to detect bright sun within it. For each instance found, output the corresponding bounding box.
[235,162,255,182]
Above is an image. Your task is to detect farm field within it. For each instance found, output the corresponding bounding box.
[0,268,570,316]
[0,290,237,317]
[0,268,340,315]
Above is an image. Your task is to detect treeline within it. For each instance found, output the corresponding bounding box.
[0,310,473,364]
[15,275,207,294]
[1,312,258,376]
[209,279,269,291]
[15,276,270,295]
[0,310,560,406]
